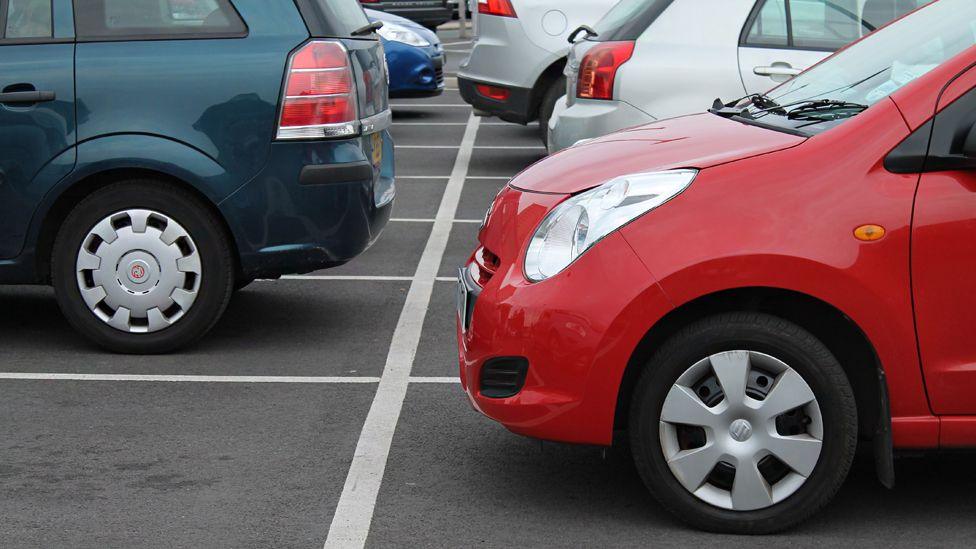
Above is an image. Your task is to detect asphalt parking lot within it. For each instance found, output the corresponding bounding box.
[3,28,976,549]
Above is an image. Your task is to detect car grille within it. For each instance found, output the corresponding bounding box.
[434,56,445,86]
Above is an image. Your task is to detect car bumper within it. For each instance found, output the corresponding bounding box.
[388,46,446,98]
[458,76,534,124]
[548,99,656,154]
[219,129,395,279]
[456,186,673,445]
[380,6,452,27]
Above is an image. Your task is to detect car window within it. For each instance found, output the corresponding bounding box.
[4,0,52,39]
[303,0,370,36]
[746,0,789,47]
[744,0,932,51]
[74,0,246,40]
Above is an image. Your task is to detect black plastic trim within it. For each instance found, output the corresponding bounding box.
[479,357,529,399]
[299,161,374,186]
[885,119,933,174]
[458,76,533,124]
[875,367,895,489]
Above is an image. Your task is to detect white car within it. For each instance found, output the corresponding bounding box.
[549,0,931,153]
[458,0,620,144]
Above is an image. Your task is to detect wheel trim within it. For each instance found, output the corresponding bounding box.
[658,350,823,512]
[75,209,202,334]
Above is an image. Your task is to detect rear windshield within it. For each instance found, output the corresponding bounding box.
[295,0,371,38]
[593,0,674,42]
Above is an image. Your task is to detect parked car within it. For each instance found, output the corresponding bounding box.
[0,0,394,354]
[549,0,932,153]
[458,0,620,145]
[367,8,445,98]
[360,0,451,30]
[457,0,976,533]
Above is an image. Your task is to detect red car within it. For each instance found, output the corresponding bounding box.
[457,0,976,534]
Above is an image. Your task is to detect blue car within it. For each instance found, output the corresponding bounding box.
[0,0,394,354]
[366,9,445,98]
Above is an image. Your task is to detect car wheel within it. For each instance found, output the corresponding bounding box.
[629,312,857,534]
[52,180,234,354]
[538,76,566,147]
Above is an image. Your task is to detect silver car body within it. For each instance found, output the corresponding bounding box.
[459,0,620,122]
[550,0,923,153]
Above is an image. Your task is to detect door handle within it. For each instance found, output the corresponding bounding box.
[0,90,56,104]
[754,66,802,78]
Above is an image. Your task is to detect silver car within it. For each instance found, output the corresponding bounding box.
[549,0,931,153]
[458,0,620,144]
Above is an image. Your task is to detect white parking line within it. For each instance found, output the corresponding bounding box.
[325,113,481,549]
[0,373,465,384]
[391,218,481,224]
[0,373,382,383]
[393,122,468,126]
[271,276,414,282]
[409,377,461,383]
[391,104,470,108]
[396,145,546,150]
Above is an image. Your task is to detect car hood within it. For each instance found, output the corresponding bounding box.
[365,8,441,47]
[511,113,806,195]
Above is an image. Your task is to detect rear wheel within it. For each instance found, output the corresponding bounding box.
[538,76,566,147]
[52,180,234,354]
[629,313,857,534]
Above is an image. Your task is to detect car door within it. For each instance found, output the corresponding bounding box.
[738,0,929,93]
[911,69,976,416]
[0,0,75,259]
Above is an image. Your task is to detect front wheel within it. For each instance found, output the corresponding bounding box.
[538,76,566,147]
[52,180,235,354]
[629,313,857,534]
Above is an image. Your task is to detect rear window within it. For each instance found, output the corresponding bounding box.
[295,0,370,38]
[3,0,53,40]
[74,0,246,40]
[592,0,675,42]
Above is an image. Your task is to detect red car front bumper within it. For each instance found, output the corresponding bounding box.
[456,186,674,445]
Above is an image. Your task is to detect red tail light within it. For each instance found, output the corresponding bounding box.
[277,41,358,140]
[577,41,635,101]
[478,0,517,18]
[476,84,510,102]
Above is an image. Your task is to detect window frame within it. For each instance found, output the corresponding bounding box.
[72,0,249,43]
[0,0,67,45]
[739,0,847,53]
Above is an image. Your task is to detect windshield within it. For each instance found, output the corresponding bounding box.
[739,0,976,135]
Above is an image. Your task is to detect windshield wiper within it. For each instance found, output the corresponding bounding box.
[709,94,783,118]
[351,21,383,36]
[786,99,869,121]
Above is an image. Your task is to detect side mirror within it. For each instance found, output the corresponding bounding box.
[926,120,976,172]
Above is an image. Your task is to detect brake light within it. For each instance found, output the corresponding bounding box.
[476,84,510,102]
[277,41,358,140]
[577,41,635,101]
[478,0,516,18]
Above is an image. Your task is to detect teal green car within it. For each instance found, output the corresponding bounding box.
[0,0,394,353]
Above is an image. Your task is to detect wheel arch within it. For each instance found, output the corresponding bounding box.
[529,57,567,119]
[616,287,888,468]
[35,167,241,283]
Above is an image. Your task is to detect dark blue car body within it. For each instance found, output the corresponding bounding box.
[0,0,393,282]
[0,0,394,352]
[367,9,445,98]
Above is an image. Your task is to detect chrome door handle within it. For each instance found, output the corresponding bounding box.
[754,66,802,77]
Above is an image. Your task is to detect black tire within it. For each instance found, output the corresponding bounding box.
[538,76,566,147]
[629,312,857,534]
[52,180,235,354]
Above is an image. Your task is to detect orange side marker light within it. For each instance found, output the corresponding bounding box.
[854,224,886,242]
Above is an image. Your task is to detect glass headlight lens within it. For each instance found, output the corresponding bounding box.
[377,22,431,47]
[524,169,697,282]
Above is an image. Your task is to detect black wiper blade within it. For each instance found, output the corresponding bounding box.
[709,94,783,118]
[786,99,869,120]
[708,97,747,118]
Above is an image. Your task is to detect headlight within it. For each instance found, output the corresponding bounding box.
[377,22,431,47]
[524,170,697,282]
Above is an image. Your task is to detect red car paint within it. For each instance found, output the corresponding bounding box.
[459,42,976,450]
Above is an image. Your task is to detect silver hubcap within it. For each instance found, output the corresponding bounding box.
[75,209,202,334]
[659,351,823,512]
